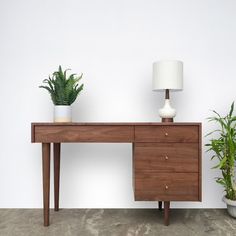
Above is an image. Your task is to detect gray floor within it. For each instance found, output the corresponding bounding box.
[0,209,235,236]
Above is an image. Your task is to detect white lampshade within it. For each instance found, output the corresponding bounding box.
[153,60,183,90]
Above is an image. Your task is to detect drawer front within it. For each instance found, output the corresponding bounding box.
[34,125,134,143]
[134,143,199,173]
[135,173,199,201]
[135,125,199,143]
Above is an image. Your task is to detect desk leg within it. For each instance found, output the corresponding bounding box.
[42,143,50,227]
[54,143,61,211]
[158,201,162,211]
[164,201,170,226]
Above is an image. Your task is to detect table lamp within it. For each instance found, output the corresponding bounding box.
[153,60,183,122]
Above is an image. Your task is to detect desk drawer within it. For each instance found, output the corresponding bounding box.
[134,143,199,173]
[34,125,134,143]
[135,173,199,201]
[135,125,199,143]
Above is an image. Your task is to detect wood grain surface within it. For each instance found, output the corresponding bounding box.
[33,125,134,143]
[134,143,199,173]
[135,173,199,201]
[135,125,199,143]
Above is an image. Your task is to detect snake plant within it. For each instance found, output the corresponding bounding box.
[206,102,236,200]
[39,66,84,105]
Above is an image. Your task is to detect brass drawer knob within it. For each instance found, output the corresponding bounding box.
[165,156,169,160]
[165,132,168,136]
[165,185,169,190]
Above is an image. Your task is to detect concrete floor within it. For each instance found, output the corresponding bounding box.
[0,209,235,236]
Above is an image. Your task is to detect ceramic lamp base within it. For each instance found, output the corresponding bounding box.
[159,99,176,120]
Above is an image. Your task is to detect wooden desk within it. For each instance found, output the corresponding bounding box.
[31,122,202,226]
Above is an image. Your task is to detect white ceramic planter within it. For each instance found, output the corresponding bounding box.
[54,105,72,122]
[223,196,236,218]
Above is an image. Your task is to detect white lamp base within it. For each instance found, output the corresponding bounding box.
[159,99,176,119]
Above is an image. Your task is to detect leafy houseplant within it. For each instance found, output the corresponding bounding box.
[206,102,236,217]
[39,66,84,122]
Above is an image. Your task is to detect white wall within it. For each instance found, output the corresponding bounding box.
[1,0,236,208]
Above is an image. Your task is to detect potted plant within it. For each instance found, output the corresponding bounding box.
[39,65,84,122]
[206,102,236,218]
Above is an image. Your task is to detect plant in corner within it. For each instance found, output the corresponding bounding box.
[39,65,84,122]
[206,102,236,218]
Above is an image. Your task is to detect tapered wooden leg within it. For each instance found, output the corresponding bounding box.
[42,143,50,227]
[164,201,170,226]
[54,143,61,211]
[158,201,162,211]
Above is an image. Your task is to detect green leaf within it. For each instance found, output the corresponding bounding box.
[39,65,84,105]
[205,129,221,137]
[229,102,235,117]
[206,102,236,200]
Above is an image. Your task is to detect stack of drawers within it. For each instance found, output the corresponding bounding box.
[134,124,201,202]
